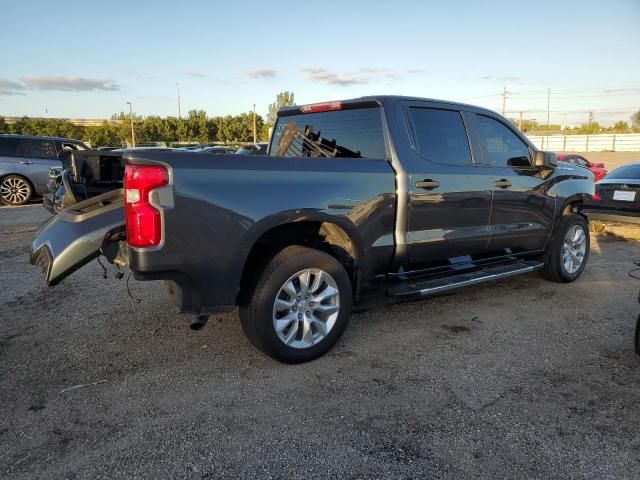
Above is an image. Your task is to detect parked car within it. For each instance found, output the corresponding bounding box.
[177,144,209,151]
[556,154,608,182]
[583,163,640,224]
[0,134,88,205]
[31,96,594,363]
[235,142,268,155]
[201,146,236,155]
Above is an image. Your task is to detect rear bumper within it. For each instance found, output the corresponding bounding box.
[585,210,640,225]
[31,190,125,286]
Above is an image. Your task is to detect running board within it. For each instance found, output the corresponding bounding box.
[388,260,544,300]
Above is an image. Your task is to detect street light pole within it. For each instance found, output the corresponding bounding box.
[252,103,257,144]
[176,82,181,119]
[126,101,136,147]
[546,88,551,133]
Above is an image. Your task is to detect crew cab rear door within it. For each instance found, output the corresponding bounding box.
[397,101,493,268]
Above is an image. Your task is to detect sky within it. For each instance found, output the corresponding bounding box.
[1,0,639,126]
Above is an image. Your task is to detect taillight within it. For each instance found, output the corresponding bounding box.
[299,101,342,113]
[592,192,602,201]
[124,165,169,248]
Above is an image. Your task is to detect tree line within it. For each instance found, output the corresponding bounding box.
[509,109,640,135]
[0,110,270,147]
[0,91,297,148]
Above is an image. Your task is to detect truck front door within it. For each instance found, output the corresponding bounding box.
[468,113,555,254]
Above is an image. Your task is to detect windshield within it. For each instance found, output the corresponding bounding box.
[236,147,257,154]
[270,107,386,159]
[605,164,640,180]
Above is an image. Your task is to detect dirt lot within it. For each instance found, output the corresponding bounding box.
[1,205,640,479]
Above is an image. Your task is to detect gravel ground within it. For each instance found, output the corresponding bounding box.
[1,204,640,479]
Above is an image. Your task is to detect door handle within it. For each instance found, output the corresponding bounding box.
[494,179,512,189]
[20,161,33,165]
[416,180,440,190]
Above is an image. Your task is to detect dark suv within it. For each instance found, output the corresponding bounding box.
[0,134,88,205]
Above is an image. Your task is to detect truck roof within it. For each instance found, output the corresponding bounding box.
[278,95,499,117]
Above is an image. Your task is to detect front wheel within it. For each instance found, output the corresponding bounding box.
[1,175,33,205]
[239,245,353,363]
[541,213,590,283]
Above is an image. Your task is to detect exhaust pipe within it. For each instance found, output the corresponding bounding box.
[190,315,209,331]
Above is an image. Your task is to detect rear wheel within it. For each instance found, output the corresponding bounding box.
[541,213,590,282]
[239,245,352,363]
[1,175,33,205]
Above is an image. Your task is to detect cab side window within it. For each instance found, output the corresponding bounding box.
[408,107,472,166]
[474,114,531,167]
[16,139,58,159]
[0,138,20,156]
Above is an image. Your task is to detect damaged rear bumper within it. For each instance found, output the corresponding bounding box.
[30,189,125,286]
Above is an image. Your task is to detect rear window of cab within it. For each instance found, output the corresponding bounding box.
[270,107,386,159]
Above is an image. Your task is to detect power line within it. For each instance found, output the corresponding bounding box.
[461,86,640,101]
[505,107,636,114]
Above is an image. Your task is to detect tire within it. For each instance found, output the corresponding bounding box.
[541,213,590,283]
[0,175,33,206]
[239,245,353,363]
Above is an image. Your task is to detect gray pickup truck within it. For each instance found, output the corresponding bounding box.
[31,96,595,363]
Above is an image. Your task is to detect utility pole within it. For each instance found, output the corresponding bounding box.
[518,111,523,131]
[176,82,182,119]
[546,88,551,132]
[126,101,136,147]
[252,103,257,144]
[500,86,509,116]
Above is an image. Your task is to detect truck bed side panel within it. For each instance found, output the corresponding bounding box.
[125,152,395,311]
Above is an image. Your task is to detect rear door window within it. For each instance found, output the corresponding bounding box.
[473,114,531,167]
[16,139,58,159]
[0,137,20,156]
[407,107,472,166]
[270,107,386,159]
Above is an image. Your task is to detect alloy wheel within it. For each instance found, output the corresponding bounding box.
[0,177,31,205]
[561,224,587,274]
[272,268,340,349]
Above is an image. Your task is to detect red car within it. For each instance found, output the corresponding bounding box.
[556,154,608,181]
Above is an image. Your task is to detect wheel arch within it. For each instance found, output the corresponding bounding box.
[559,193,591,218]
[236,218,364,304]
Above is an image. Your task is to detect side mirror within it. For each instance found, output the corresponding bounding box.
[533,151,557,169]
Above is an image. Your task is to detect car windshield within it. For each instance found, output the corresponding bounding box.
[236,147,257,154]
[605,164,640,180]
[270,106,386,159]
